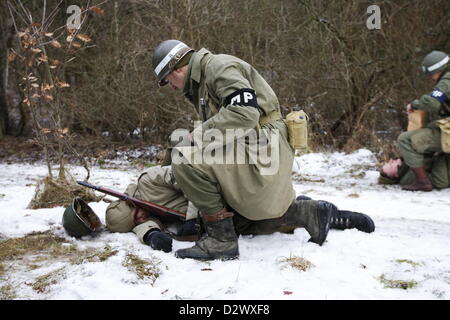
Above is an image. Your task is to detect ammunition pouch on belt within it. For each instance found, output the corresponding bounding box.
[437,116,450,153]
[258,109,309,151]
[259,110,282,126]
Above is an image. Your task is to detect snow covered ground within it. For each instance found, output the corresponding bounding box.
[0,149,449,300]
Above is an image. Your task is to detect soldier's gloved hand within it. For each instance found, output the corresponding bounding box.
[406,103,413,114]
[178,219,199,236]
[144,229,172,253]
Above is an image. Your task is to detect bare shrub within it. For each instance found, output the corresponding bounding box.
[3,0,449,160]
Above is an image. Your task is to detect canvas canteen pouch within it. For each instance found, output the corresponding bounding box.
[437,116,450,153]
[286,110,308,150]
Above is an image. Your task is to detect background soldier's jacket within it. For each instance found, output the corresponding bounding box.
[412,69,450,127]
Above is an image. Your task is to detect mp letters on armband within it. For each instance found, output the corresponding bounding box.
[225,88,259,108]
[429,89,448,104]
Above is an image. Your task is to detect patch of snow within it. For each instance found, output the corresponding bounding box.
[0,149,449,300]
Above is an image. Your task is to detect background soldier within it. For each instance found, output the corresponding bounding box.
[151,40,375,260]
[397,50,450,191]
[378,154,450,189]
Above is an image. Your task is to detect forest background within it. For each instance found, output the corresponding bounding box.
[1,0,450,165]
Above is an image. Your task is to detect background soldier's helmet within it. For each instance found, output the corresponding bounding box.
[422,50,449,76]
[152,40,194,86]
[62,197,102,238]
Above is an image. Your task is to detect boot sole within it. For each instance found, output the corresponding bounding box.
[175,248,239,261]
[309,205,332,246]
[401,186,433,192]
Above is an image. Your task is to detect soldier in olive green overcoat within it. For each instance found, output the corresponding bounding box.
[151,40,374,260]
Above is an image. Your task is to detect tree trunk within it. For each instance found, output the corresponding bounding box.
[0,2,10,138]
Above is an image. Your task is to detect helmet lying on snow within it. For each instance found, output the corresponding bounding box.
[62,197,102,238]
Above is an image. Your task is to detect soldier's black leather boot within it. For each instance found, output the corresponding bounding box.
[175,210,239,260]
[283,199,333,246]
[330,210,375,233]
[296,196,376,234]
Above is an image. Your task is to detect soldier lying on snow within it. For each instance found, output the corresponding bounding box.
[378,153,450,189]
[63,165,375,258]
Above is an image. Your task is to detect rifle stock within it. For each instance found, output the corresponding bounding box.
[77,181,186,222]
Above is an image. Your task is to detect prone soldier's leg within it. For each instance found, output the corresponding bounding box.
[105,165,196,243]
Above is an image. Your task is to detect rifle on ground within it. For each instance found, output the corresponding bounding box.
[77,181,186,223]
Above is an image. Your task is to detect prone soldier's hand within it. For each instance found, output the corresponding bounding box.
[144,229,173,252]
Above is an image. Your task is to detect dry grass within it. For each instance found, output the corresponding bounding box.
[394,259,421,267]
[0,231,119,298]
[0,284,16,300]
[0,234,116,267]
[278,255,314,272]
[0,231,70,264]
[27,173,101,209]
[379,274,418,290]
[122,253,161,285]
[74,245,118,264]
[31,267,66,294]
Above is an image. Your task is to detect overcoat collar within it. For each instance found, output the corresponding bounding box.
[183,48,211,100]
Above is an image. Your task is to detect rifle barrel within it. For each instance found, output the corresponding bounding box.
[76,180,186,222]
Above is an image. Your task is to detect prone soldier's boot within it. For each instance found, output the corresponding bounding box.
[175,209,239,260]
[330,210,375,233]
[283,199,333,245]
[402,167,433,192]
